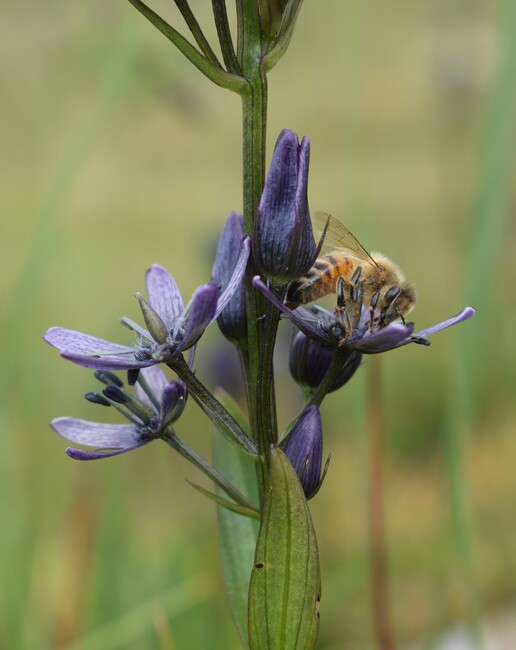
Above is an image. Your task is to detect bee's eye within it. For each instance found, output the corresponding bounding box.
[384,286,401,305]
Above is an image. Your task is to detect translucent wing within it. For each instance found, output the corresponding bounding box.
[314,211,380,268]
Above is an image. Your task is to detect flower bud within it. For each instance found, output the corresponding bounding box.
[289,330,362,393]
[259,0,289,39]
[212,213,247,342]
[253,130,317,283]
[282,405,325,499]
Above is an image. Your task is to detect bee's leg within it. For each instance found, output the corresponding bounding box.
[379,287,402,327]
[335,277,351,333]
[369,290,380,332]
[351,266,362,285]
[347,272,363,331]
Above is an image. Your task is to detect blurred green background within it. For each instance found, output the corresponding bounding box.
[1,0,515,648]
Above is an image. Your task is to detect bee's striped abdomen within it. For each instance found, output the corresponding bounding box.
[285,254,354,307]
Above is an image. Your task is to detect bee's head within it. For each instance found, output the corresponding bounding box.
[381,281,416,323]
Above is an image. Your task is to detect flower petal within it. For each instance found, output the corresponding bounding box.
[212,213,247,341]
[253,276,328,342]
[66,441,151,461]
[283,405,324,499]
[61,351,154,370]
[171,283,219,354]
[135,365,168,410]
[45,327,132,356]
[214,236,250,318]
[413,306,476,339]
[160,380,188,426]
[349,322,414,353]
[45,327,151,370]
[145,264,184,331]
[51,417,141,447]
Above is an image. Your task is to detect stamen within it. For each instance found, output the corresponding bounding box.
[94,370,124,387]
[84,391,111,406]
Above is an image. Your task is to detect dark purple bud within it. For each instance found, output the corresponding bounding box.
[282,405,325,499]
[102,385,127,404]
[212,213,247,342]
[84,391,111,406]
[253,130,317,283]
[160,381,187,427]
[289,330,362,393]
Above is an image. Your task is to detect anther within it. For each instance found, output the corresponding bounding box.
[127,368,140,386]
[102,385,127,404]
[84,391,111,406]
[94,370,124,387]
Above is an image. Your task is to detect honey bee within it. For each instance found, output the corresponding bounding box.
[285,213,416,326]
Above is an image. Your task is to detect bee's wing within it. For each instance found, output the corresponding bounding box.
[314,211,380,268]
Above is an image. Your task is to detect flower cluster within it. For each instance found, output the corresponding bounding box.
[45,128,475,501]
[53,366,187,460]
[45,233,250,371]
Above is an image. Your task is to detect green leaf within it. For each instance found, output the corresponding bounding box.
[187,480,259,519]
[127,0,247,94]
[212,391,260,649]
[248,447,321,650]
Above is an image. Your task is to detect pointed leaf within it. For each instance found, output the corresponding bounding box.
[248,447,321,650]
[212,390,259,649]
[187,481,259,519]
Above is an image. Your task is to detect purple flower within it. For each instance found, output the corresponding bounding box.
[44,237,250,371]
[253,129,317,283]
[254,275,475,354]
[282,405,326,499]
[53,366,187,460]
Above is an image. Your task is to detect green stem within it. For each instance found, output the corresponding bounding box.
[173,0,221,66]
[240,2,269,493]
[255,291,283,453]
[212,0,241,74]
[169,355,258,457]
[307,348,349,408]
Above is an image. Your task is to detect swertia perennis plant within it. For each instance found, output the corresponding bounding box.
[44,2,475,648]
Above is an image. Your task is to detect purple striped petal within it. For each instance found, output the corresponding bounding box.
[45,327,150,370]
[51,417,141,447]
[60,351,154,370]
[414,307,475,338]
[214,237,250,318]
[253,276,327,341]
[145,264,184,331]
[66,440,152,461]
[135,365,168,410]
[172,283,219,353]
[45,327,132,356]
[350,323,414,353]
